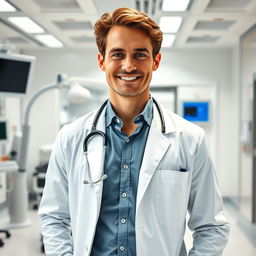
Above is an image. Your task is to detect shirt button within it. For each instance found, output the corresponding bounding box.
[120,245,125,251]
[122,192,127,198]
[120,218,126,224]
[123,164,129,169]
[116,118,120,123]
[125,138,130,143]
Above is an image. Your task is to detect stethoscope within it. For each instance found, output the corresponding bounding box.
[82,97,166,185]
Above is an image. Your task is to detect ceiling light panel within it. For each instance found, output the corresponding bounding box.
[162,0,191,12]
[35,34,64,48]
[32,0,82,12]
[8,17,45,33]
[194,20,236,30]
[0,0,17,12]
[53,21,92,30]
[160,16,183,33]
[162,34,176,47]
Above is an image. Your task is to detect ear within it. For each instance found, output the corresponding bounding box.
[152,53,161,71]
[98,53,105,71]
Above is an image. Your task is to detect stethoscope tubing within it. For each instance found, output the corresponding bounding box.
[82,97,165,185]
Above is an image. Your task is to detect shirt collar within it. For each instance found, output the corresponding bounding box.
[134,97,153,126]
[105,100,117,127]
[105,98,153,127]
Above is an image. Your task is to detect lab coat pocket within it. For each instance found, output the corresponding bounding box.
[154,169,189,228]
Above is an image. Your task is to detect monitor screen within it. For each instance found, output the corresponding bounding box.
[0,121,7,140]
[183,102,209,122]
[0,53,35,97]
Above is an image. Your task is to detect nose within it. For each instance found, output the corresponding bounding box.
[121,56,136,72]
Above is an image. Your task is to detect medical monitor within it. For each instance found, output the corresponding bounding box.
[0,53,36,97]
[182,101,209,122]
[0,120,7,141]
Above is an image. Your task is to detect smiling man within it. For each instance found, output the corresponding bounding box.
[99,26,159,97]
[97,24,161,135]
[39,7,230,256]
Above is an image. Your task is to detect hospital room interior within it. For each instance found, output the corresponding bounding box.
[0,0,256,255]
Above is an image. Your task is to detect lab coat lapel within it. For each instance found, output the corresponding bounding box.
[85,108,106,213]
[136,107,175,213]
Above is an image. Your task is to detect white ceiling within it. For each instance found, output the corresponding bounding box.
[0,0,256,50]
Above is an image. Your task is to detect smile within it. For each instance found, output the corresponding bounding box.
[117,76,141,81]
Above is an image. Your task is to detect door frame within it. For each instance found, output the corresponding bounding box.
[252,73,256,223]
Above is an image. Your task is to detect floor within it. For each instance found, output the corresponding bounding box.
[0,203,256,256]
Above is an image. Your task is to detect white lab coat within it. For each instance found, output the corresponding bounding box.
[38,103,230,256]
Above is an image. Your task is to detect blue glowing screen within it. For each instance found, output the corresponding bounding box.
[183,102,209,122]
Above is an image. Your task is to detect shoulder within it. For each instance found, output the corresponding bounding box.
[172,112,204,135]
[161,105,205,144]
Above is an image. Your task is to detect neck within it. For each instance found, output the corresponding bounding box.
[109,92,150,135]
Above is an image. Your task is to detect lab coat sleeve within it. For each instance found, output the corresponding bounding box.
[187,132,230,256]
[38,126,73,256]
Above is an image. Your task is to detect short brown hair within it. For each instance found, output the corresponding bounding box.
[94,7,163,58]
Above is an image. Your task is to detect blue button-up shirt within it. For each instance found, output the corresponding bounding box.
[90,98,153,256]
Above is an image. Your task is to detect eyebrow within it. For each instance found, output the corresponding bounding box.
[109,48,124,54]
[134,48,150,53]
[109,47,150,54]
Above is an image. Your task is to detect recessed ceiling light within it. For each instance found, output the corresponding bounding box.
[35,35,64,48]
[162,34,176,47]
[0,0,17,12]
[159,16,183,33]
[162,0,190,12]
[8,17,45,33]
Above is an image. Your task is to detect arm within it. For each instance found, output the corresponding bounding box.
[187,133,230,256]
[38,127,73,256]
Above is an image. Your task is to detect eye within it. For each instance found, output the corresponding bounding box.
[111,53,124,58]
[135,52,147,58]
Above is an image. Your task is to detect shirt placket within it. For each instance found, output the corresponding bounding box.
[117,136,132,256]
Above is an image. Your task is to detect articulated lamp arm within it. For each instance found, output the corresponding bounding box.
[18,84,69,172]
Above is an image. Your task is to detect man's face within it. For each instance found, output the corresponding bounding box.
[98,25,161,99]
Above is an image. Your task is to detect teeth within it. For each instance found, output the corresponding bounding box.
[120,76,137,81]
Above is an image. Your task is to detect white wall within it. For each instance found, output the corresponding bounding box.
[22,47,235,195]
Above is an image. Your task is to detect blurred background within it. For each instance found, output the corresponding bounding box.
[0,0,256,255]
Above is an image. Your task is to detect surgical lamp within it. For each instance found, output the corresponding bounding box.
[7,74,94,227]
